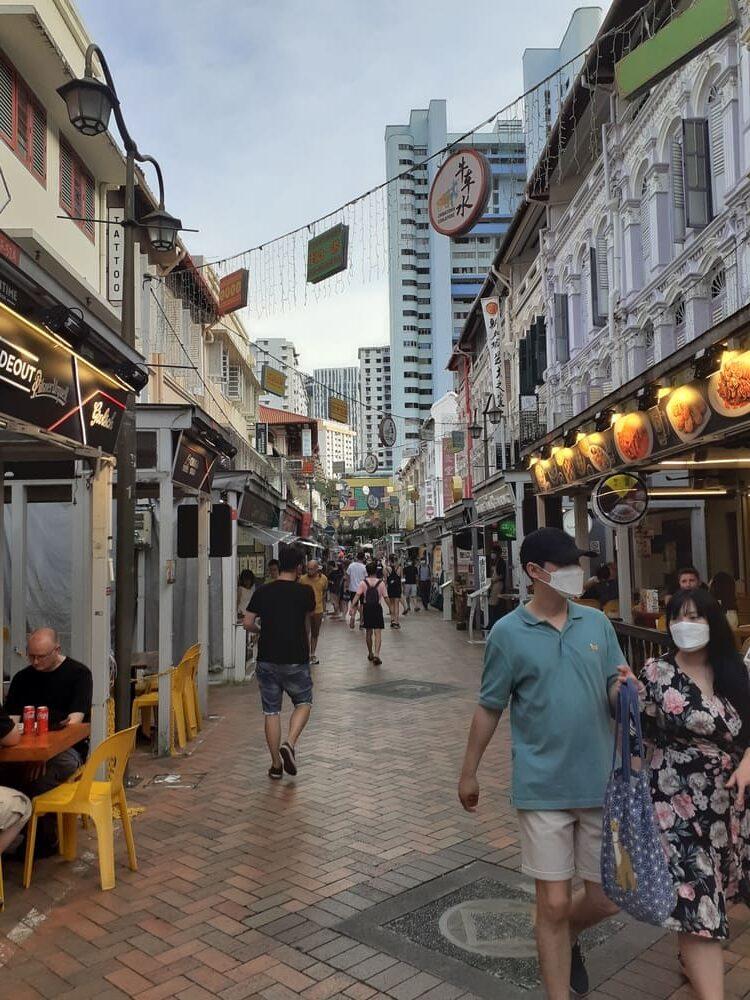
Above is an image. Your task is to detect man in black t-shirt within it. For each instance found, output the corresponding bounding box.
[0,705,31,858]
[1,627,92,855]
[244,547,315,781]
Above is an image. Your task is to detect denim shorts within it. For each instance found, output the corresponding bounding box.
[256,661,313,716]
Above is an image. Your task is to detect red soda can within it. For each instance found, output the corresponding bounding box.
[36,706,49,735]
[23,706,35,736]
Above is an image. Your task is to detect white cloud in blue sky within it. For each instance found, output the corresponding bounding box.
[76,0,604,368]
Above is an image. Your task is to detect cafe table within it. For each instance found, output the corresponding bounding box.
[0,723,90,764]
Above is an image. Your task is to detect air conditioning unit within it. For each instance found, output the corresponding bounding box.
[134,508,153,548]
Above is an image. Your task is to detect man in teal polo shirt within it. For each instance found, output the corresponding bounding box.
[458,527,634,999]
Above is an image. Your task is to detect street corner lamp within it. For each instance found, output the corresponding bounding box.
[487,403,504,425]
[57,75,114,136]
[468,420,482,440]
[140,207,182,253]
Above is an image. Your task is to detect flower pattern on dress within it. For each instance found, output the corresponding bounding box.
[640,657,750,940]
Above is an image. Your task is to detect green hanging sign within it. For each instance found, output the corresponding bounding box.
[307,223,349,284]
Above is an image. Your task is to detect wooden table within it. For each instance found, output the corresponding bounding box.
[0,723,90,764]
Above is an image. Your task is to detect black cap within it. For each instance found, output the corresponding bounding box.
[519,527,596,569]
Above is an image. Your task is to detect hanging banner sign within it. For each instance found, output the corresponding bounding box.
[442,437,456,510]
[218,268,249,315]
[328,396,349,424]
[378,414,397,448]
[428,149,492,238]
[591,473,649,528]
[481,296,504,405]
[262,364,286,397]
[307,223,349,284]
[0,299,128,454]
[301,426,313,457]
[172,432,217,494]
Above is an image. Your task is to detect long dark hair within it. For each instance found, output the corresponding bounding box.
[709,571,738,612]
[666,588,750,740]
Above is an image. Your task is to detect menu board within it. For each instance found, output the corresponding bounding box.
[532,351,750,493]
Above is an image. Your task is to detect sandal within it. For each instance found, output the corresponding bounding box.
[373,657,382,665]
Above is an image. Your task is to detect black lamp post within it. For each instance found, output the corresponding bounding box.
[482,395,504,481]
[59,45,182,735]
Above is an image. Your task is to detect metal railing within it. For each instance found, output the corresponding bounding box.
[613,621,671,673]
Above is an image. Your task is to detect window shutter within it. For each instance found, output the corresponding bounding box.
[31,101,45,180]
[708,89,725,205]
[519,336,533,395]
[683,118,712,228]
[0,59,13,144]
[16,83,28,163]
[580,257,589,335]
[640,179,651,270]
[83,172,95,237]
[533,316,547,384]
[590,243,607,327]
[59,141,73,213]
[227,363,242,401]
[710,268,727,324]
[671,135,685,241]
[554,292,570,363]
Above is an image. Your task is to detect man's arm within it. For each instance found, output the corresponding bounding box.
[0,711,20,746]
[458,705,502,811]
[62,666,92,726]
[243,611,261,634]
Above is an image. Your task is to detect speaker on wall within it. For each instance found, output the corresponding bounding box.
[210,504,233,557]
[177,505,198,558]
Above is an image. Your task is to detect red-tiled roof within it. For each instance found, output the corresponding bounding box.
[259,405,316,425]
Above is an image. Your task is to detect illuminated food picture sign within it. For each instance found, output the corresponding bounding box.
[591,473,649,528]
[531,349,750,493]
[0,299,128,453]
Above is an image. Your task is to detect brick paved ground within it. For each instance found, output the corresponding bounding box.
[2,608,750,999]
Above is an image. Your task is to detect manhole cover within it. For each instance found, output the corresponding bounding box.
[352,679,457,700]
[439,898,537,959]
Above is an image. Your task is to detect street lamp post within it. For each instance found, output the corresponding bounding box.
[58,45,182,732]
[481,395,504,481]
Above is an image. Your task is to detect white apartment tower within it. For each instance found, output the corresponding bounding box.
[385,99,525,468]
[358,345,393,472]
[250,337,308,414]
[318,420,356,478]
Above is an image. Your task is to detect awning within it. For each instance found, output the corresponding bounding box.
[244,524,294,547]
[295,538,324,549]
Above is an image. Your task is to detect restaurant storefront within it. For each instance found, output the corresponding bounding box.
[524,303,750,643]
[0,248,146,750]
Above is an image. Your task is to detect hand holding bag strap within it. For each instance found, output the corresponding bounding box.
[619,679,645,782]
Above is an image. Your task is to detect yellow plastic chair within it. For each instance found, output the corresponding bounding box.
[179,645,201,739]
[23,726,138,892]
[188,649,202,734]
[131,667,188,749]
[602,600,621,618]
[573,598,600,608]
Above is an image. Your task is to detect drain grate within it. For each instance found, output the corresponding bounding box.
[351,678,457,700]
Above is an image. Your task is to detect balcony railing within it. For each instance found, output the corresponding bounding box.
[613,622,670,674]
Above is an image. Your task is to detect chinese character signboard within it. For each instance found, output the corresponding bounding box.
[262,364,286,396]
[218,268,249,315]
[442,437,456,511]
[428,150,492,238]
[328,396,349,424]
[307,224,349,284]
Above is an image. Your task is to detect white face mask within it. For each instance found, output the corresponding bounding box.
[670,620,710,652]
[542,565,585,598]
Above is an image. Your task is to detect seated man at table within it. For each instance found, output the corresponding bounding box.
[0,705,31,858]
[0,627,92,855]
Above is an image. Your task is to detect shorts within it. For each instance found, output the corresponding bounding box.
[0,785,31,832]
[516,808,603,882]
[308,612,324,639]
[404,584,417,598]
[256,661,313,716]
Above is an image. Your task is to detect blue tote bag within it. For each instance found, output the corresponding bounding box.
[600,679,676,925]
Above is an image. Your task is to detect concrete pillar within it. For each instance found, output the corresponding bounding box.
[621,200,644,294]
[647,164,671,270]
[10,482,27,677]
[88,461,113,751]
[70,464,92,667]
[690,504,708,584]
[158,473,174,756]
[615,526,633,624]
[573,493,590,580]
[222,490,240,679]
[536,495,547,529]
[197,494,210,715]
[653,309,676,362]
[513,479,527,601]
[685,279,711,341]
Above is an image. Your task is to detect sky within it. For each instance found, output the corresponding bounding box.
[76,0,604,371]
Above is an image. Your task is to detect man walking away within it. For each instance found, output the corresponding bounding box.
[403,557,418,614]
[347,551,367,628]
[245,546,315,780]
[418,556,432,610]
[386,554,402,628]
[299,560,328,665]
[458,528,635,999]
[350,562,387,665]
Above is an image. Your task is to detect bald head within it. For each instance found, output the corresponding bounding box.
[27,628,64,672]
[307,559,320,576]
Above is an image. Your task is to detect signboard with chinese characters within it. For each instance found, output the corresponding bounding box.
[307,224,349,284]
[218,268,249,315]
[328,396,349,424]
[261,364,286,397]
[442,436,456,511]
[171,432,217,494]
[428,150,492,238]
[0,299,128,453]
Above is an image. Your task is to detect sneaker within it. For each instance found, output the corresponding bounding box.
[310,655,319,665]
[268,763,283,781]
[279,742,297,776]
[372,656,382,665]
[570,941,589,997]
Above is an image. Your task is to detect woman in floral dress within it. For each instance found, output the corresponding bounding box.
[640,588,750,999]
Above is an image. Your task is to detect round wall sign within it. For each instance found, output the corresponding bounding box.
[364,453,379,474]
[428,149,492,238]
[591,472,649,528]
[378,415,397,448]
[367,494,380,510]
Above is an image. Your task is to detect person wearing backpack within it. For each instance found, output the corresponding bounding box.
[350,562,387,665]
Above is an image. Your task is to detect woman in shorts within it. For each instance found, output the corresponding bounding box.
[350,562,387,665]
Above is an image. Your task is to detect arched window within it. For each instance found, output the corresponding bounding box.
[708,85,725,210]
[670,128,685,245]
[640,176,651,278]
[710,265,727,324]
[673,295,686,349]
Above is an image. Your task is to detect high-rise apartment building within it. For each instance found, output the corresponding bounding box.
[385,100,525,467]
[250,337,308,415]
[522,7,603,177]
[309,367,361,465]
[317,420,356,478]
[358,345,393,473]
